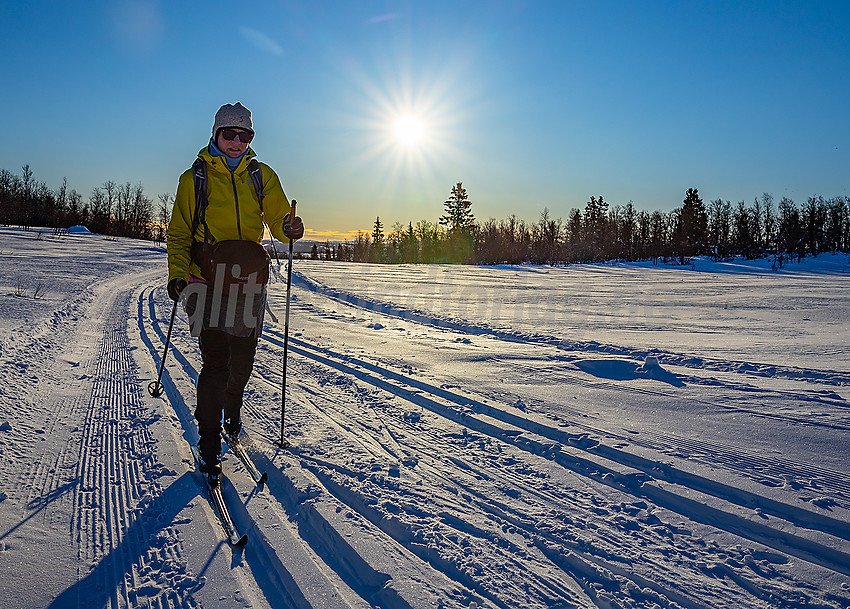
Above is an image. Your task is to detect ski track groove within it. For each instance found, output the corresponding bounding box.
[537,393,850,503]
[256,326,850,605]
[408,436,762,609]
[631,430,850,499]
[68,278,198,609]
[269,328,850,534]
[250,342,748,607]
[554,401,850,504]
[256,352,748,609]
[145,287,502,609]
[143,278,850,609]
[391,439,701,609]
[299,460,549,609]
[255,356,589,607]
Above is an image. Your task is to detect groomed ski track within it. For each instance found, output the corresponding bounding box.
[2,228,848,609]
[138,264,850,609]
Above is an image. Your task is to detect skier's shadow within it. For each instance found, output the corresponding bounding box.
[0,479,79,543]
[45,471,209,609]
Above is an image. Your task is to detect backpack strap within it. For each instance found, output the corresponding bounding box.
[247,159,265,214]
[191,158,211,246]
[247,158,284,265]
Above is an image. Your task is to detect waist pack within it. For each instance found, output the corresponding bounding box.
[191,239,270,288]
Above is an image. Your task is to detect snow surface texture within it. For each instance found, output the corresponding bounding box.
[0,225,849,608]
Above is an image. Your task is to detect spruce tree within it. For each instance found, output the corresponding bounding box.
[439,182,476,263]
[673,188,708,263]
[440,182,475,235]
[372,216,385,262]
[372,216,385,245]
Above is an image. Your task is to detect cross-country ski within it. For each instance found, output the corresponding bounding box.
[221,430,268,485]
[190,445,248,547]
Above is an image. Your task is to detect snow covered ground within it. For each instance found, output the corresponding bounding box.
[1,225,849,608]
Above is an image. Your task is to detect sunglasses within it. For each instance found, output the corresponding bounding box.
[220,128,254,143]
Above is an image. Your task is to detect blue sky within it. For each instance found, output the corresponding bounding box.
[2,1,848,240]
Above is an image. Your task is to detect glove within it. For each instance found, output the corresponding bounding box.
[283,213,304,241]
[167,278,187,302]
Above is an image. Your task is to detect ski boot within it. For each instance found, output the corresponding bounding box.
[198,450,222,487]
[223,416,242,440]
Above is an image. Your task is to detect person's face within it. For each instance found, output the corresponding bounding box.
[216,128,253,158]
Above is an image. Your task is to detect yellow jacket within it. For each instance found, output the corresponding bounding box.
[167,146,292,282]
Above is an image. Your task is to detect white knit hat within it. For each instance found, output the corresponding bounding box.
[212,102,254,137]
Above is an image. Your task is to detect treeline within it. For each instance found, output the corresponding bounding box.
[4,165,848,267]
[320,184,850,268]
[0,165,172,241]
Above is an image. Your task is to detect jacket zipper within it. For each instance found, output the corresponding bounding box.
[230,169,243,240]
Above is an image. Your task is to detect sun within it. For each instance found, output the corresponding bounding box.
[394,115,425,147]
[340,67,465,193]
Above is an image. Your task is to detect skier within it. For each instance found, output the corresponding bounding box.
[166,102,304,484]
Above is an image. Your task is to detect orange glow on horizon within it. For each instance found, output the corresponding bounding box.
[264,226,373,243]
[303,228,372,242]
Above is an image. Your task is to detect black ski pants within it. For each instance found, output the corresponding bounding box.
[195,327,258,461]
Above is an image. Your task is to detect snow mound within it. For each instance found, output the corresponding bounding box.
[642,355,661,370]
[575,356,684,387]
[67,225,93,235]
[575,359,642,381]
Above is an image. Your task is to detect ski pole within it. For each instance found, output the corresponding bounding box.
[148,296,179,397]
[278,200,297,447]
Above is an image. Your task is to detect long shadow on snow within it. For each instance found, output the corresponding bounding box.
[133,306,294,607]
[144,288,429,609]
[263,329,850,578]
[233,433,428,609]
[0,480,79,543]
[45,472,200,609]
[140,288,311,609]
